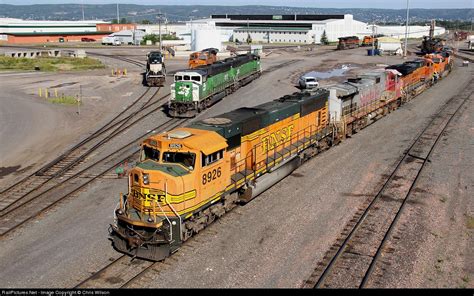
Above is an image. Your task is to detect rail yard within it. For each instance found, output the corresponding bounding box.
[0,33,473,290]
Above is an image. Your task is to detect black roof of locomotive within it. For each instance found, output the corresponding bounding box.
[189,89,329,142]
[179,53,259,77]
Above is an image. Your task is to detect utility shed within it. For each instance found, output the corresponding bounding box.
[110,29,146,45]
[376,37,402,55]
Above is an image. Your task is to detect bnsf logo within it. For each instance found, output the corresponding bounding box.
[261,125,294,153]
[131,188,165,202]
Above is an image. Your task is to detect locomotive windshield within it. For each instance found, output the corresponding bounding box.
[163,152,196,170]
[148,52,163,64]
[141,145,160,162]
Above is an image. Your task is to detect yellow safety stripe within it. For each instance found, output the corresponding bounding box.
[158,190,225,216]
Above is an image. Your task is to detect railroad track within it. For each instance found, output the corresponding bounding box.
[302,78,473,289]
[0,88,172,235]
[74,255,155,288]
[0,117,186,238]
[0,87,166,209]
[88,52,146,68]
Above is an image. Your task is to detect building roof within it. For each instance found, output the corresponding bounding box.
[234,27,309,32]
[4,31,110,36]
[211,14,345,21]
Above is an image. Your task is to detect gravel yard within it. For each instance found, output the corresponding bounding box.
[0,44,471,288]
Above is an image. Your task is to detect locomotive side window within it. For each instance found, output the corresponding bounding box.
[163,152,196,170]
[191,76,201,82]
[201,150,224,167]
[141,145,160,162]
[175,75,183,81]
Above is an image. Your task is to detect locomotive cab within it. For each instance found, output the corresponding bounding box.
[111,128,229,261]
[171,71,204,102]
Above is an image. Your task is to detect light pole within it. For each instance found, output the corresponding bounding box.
[403,0,410,58]
[157,13,163,50]
[81,0,85,21]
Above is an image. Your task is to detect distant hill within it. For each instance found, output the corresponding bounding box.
[0,4,471,24]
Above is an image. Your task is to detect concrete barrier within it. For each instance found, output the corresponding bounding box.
[5,50,61,59]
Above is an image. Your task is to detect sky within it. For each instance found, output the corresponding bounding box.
[0,0,472,9]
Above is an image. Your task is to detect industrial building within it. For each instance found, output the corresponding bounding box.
[368,25,446,39]
[0,18,111,44]
[188,14,369,45]
[102,29,146,45]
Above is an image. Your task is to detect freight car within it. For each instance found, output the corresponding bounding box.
[109,54,453,261]
[145,51,166,87]
[168,53,261,117]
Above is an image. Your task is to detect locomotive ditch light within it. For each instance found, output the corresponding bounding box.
[147,217,154,223]
[143,173,150,185]
[116,209,124,215]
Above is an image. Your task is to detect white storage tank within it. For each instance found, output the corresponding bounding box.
[191,28,222,52]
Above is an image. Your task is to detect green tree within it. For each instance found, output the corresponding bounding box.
[141,19,152,24]
[320,30,329,45]
[111,19,118,24]
[140,34,182,45]
[120,18,127,24]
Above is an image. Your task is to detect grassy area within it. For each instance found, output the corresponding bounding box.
[0,56,105,72]
[47,95,81,105]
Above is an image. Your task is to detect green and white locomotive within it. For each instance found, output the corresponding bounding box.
[168,53,261,117]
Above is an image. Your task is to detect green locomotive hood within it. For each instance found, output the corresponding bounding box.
[174,81,194,102]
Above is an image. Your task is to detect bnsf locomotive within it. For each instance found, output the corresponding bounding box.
[168,53,261,118]
[110,53,453,261]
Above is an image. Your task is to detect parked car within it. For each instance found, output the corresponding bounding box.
[81,37,96,42]
[298,75,319,89]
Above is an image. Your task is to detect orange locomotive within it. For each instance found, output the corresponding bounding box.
[386,55,452,99]
[110,89,331,260]
[188,48,218,69]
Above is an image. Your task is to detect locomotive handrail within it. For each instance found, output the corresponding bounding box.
[165,180,182,241]
[231,123,323,189]
[154,199,174,243]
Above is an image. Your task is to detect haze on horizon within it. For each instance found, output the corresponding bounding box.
[0,0,472,9]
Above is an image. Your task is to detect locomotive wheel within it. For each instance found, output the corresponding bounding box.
[178,104,188,114]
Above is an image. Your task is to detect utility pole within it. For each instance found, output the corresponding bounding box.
[403,0,410,58]
[116,3,119,24]
[372,23,375,52]
[81,0,85,21]
[158,13,162,50]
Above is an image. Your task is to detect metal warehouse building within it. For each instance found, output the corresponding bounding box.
[0,18,109,44]
[188,14,369,44]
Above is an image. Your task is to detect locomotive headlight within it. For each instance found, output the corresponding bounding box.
[143,173,150,185]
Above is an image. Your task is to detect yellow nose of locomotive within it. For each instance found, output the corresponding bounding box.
[127,163,196,219]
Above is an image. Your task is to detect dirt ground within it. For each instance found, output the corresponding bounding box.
[368,91,474,288]
[0,44,471,288]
